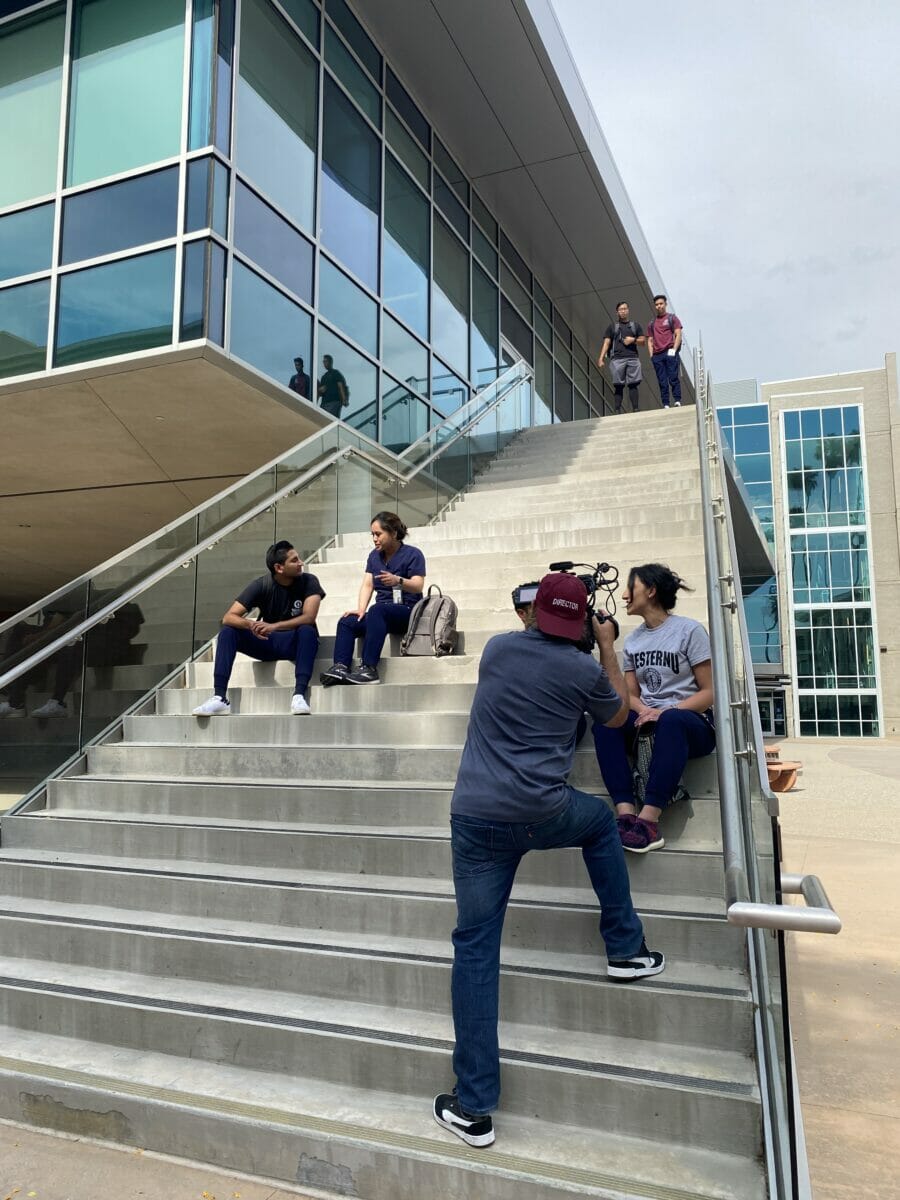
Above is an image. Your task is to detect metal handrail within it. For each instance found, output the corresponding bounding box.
[0,364,532,695]
[693,345,841,936]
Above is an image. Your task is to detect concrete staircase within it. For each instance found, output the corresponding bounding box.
[0,408,766,1199]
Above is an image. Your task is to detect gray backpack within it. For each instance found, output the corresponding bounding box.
[400,585,458,657]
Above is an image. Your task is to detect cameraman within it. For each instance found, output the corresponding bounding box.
[433,573,664,1149]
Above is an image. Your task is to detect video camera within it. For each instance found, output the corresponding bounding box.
[512,561,620,652]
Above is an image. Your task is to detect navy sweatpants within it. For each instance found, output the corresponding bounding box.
[213,625,319,698]
[333,603,412,668]
[593,708,715,810]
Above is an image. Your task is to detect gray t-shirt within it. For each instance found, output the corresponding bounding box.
[623,614,711,709]
[452,629,622,823]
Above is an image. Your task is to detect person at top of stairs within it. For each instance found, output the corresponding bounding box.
[191,540,324,717]
[434,572,664,1149]
[320,511,425,687]
[593,563,715,854]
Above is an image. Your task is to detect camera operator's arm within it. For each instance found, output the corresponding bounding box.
[591,613,629,728]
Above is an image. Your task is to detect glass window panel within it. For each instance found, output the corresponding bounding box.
[825,469,847,516]
[280,0,319,47]
[500,297,533,367]
[553,308,572,345]
[499,231,530,289]
[67,0,184,186]
[321,78,380,290]
[431,357,468,416]
[733,423,770,455]
[534,308,552,348]
[573,392,590,422]
[472,193,496,243]
[533,280,551,320]
[573,360,589,398]
[317,326,377,437]
[731,404,766,426]
[61,167,179,266]
[822,437,845,469]
[188,0,235,153]
[0,202,54,281]
[501,262,531,320]
[803,470,825,513]
[800,408,821,438]
[801,438,821,470]
[736,452,772,485]
[235,0,317,232]
[844,434,862,467]
[0,7,65,209]
[434,173,469,242]
[843,406,861,436]
[471,264,499,391]
[233,180,313,302]
[820,406,843,437]
[434,139,468,205]
[55,248,175,366]
[385,66,428,149]
[326,0,380,80]
[230,259,311,390]
[0,278,49,377]
[383,153,428,339]
[783,410,801,440]
[180,238,225,344]
[185,156,229,238]
[553,332,572,375]
[472,226,497,277]
[385,109,428,192]
[534,340,553,425]
[554,363,573,421]
[319,256,377,355]
[432,216,468,377]
[381,375,428,452]
[325,25,380,127]
[382,313,427,396]
[785,441,803,471]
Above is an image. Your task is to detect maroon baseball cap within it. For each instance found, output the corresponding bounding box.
[534,573,588,640]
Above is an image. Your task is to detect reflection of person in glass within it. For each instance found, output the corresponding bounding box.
[320,512,425,686]
[191,541,324,717]
[288,356,310,399]
[317,354,348,417]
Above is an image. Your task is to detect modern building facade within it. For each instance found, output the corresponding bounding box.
[716,355,899,738]
[0,0,683,608]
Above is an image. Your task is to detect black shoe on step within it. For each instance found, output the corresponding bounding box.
[433,1090,495,1147]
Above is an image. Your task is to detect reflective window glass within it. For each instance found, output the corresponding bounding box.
[382,313,427,396]
[383,153,428,339]
[325,25,380,127]
[472,193,497,243]
[67,0,185,186]
[432,217,468,377]
[326,0,380,80]
[0,203,54,281]
[385,109,428,192]
[180,238,226,344]
[434,139,468,205]
[534,340,553,425]
[0,278,49,378]
[431,358,467,416]
[230,259,312,391]
[55,248,175,366]
[386,67,428,149]
[501,262,530,320]
[434,173,468,242]
[317,326,378,439]
[534,279,551,319]
[188,0,235,153]
[574,392,590,421]
[61,167,179,265]
[553,307,572,345]
[554,363,573,421]
[573,360,589,399]
[280,0,319,47]
[235,0,317,232]
[0,6,65,208]
[500,231,530,289]
[534,307,552,348]
[381,376,428,452]
[319,256,377,355]
[321,78,380,290]
[185,156,229,237]
[783,410,801,440]
[233,180,313,302]
[473,225,497,277]
[553,332,572,374]
[471,264,499,391]
[500,296,532,366]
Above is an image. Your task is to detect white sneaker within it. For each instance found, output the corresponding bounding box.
[291,693,311,715]
[192,695,231,716]
[674,400,682,407]
[31,698,67,718]
[0,700,25,718]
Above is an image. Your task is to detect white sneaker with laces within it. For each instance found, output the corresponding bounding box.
[192,695,231,716]
[31,698,67,718]
[290,693,311,715]
[0,700,25,718]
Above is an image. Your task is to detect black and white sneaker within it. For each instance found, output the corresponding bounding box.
[319,663,350,688]
[346,664,380,684]
[607,940,666,981]
[433,1090,495,1147]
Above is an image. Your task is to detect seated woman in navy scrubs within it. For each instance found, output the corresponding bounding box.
[320,511,425,685]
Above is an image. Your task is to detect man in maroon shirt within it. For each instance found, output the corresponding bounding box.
[647,295,683,408]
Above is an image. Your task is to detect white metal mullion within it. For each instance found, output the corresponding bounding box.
[173,0,194,345]
[223,0,241,355]
[46,0,74,371]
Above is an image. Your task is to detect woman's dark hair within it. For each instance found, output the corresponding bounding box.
[371,511,408,541]
[628,563,692,612]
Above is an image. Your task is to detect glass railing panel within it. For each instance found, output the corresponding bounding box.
[274,460,339,561]
[86,516,203,615]
[470,405,499,478]
[192,508,277,652]
[396,467,439,533]
[432,429,470,500]
[335,452,399,539]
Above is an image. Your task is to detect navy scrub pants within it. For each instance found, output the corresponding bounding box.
[213,625,319,698]
[333,602,412,668]
[593,708,715,810]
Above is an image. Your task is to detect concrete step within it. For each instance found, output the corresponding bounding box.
[188,653,484,686]
[399,500,703,541]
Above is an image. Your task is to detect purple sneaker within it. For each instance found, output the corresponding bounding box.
[620,817,665,854]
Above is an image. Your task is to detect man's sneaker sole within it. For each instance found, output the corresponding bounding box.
[432,1095,495,1148]
[607,950,666,981]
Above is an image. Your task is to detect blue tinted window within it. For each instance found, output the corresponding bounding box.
[61,168,179,265]
[386,67,428,149]
[181,239,225,344]
[234,181,313,302]
[432,216,468,377]
[434,173,468,242]
[731,403,767,426]
[0,203,54,281]
[821,407,843,438]
[431,358,467,416]
[554,363,573,421]
[185,156,229,237]
[280,0,319,47]
[326,0,380,80]
[319,256,377,355]
[783,410,801,440]
[188,0,235,152]
[230,259,311,389]
[317,326,378,439]
[800,408,821,438]
[382,313,428,396]
[383,153,428,339]
[500,231,530,290]
[0,278,49,377]
[434,139,468,206]
[55,248,175,366]
[0,7,65,209]
[843,405,861,436]
[473,225,497,277]
[501,296,532,366]
[385,109,428,191]
[381,376,428,452]
[471,264,498,391]
[732,423,770,455]
[325,25,380,127]
[321,78,380,290]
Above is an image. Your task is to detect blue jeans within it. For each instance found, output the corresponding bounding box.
[213,625,319,698]
[652,352,682,406]
[593,709,715,810]
[333,603,412,668]
[450,787,645,1114]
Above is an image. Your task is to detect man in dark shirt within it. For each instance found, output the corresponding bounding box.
[288,356,310,399]
[317,354,348,418]
[598,300,645,413]
[192,540,325,716]
[433,573,664,1149]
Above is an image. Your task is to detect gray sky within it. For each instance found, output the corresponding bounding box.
[551,0,900,385]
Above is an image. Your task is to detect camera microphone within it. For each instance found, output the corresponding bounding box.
[549,560,574,572]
